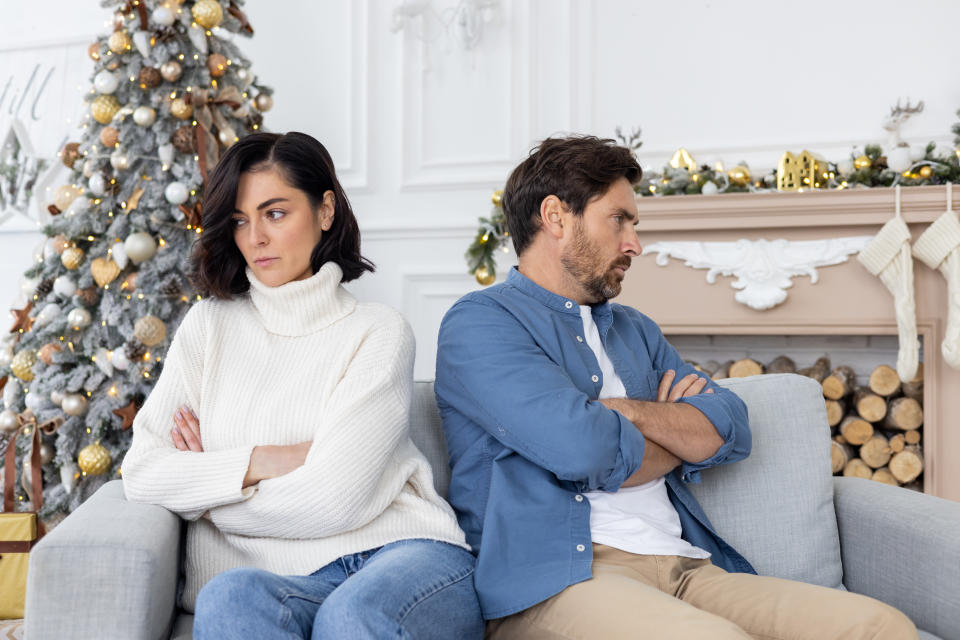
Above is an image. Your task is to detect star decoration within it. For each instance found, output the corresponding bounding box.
[0,376,7,395]
[9,302,35,335]
[113,399,140,430]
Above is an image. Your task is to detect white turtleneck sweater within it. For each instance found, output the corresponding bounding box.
[121,262,468,611]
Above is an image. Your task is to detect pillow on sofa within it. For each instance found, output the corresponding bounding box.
[688,373,844,590]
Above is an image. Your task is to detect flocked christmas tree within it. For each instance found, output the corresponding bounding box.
[0,0,273,523]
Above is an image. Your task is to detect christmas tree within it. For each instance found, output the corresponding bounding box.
[0,0,273,524]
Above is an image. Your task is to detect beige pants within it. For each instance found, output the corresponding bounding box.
[486,544,917,640]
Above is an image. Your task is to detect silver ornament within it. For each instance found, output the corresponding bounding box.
[24,389,46,412]
[110,149,130,171]
[82,158,97,178]
[61,393,88,416]
[124,232,158,263]
[158,143,174,166]
[132,30,152,59]
[133,105,157,127]
[111,241,129,269]
[35,303,62,327]
[50,389,65,406]
[152,6,175,26]
[60,461,79,494]
[67,307,92,329]
[110,347,130,371]
[40,443,54,465]
[93,71,119,94]
[53,275,77,298]
[187,23,209,54]
[164,181,189,204]
[94,347,114,376]
[0,409,17,433]
[3,378,21,409]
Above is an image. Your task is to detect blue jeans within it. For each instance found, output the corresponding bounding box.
[193,538,483,639]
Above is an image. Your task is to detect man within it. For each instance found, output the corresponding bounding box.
[435,136,916,638]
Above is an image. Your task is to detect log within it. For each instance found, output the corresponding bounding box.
[870,467,900,486]
[833,434,847,445]
[824,399,844,428]
[903,429,921,445]
[831,441,856,474]
[868,364,901,397]
[843,458,873,479]
[889,445,924,484]
[700,360,721,377]
[884,397,923,431]
[853,387,887,423]
[887,433,906,454]
[713,360,734,380]
[839,415,874,446]
[766,355,796,374]
[902,380,923,404]
[902,481,923,492]
[797,356,830,383]
[729,358,763,378]
[822,366,856,400]
[859,434,892,469]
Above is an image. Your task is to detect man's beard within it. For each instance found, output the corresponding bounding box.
[560,223,630,303]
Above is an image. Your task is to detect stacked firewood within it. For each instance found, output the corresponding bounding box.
[695,356,923,490]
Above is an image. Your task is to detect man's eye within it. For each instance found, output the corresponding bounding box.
[267,209,285,220]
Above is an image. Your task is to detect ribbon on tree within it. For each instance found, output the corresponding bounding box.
[39,416,64,436]
[179,202,203,228]
[228,1,255,35]
[188,86,243,183]
[121,0,149,30]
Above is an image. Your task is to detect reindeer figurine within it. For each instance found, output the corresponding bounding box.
[882,98,924,172]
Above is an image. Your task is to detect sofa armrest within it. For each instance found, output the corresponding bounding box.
[25,480,183,640]
[834,477,960,638]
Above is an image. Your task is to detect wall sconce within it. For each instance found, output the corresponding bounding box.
[392,0,501,51]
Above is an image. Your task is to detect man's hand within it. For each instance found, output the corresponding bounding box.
[657,370,713,402]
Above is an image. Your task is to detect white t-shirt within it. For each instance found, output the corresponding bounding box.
[579,305,710,559]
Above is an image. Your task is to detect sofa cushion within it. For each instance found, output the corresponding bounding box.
[689,374,844,590]
[411,381,452,498]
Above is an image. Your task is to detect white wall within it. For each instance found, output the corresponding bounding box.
[3,0,960,378]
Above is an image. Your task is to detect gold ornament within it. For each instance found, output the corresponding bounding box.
[854,155,872,170]
[88,42,101,61]
[160,60,183,82]
[727,165,751,187]
[474,265,496,286]
[192,0,224,28]
[108,30,131,54]
[170,98,193,120]
[91,94,121,125]
[53,184,81,211]
[78,442,112,476]
[254,94,273,112]
[207,53,227,77]
[61,247,85,270]
[38,342,62,365]
[11,350,37,382]
[134,315,167,346]
[100,126,119,148]
[919,165,933,179]
[121,272,138,291]
[491,189,503,207]
[90,258,122,287]
[669,148,697,171]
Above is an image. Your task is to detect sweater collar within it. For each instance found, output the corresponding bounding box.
[246,262,356,336]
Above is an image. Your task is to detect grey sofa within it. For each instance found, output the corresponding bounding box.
[25,374,960,639]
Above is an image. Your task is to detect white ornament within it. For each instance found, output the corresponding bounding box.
[642,236,873,311]
[61,462,79,494]
[67,307,92,329]
[164,181,189,204]
[218,128,237,146]
[887,146,912,173]
[187,23,209,54]
[0,343,12,368]
[133,105,157,127]
[89,173,107,196]
[61,393,87,416]
[158,143,174,166]
[132,30,152,59]
[66,195,90,216]
[110,149,130,171]
[0,409,18,433]
[152,6,175,26]
[21,276,40,297]
[110,347,130,371]
[50,389,65,406]
[124,232,157,263]
[35,303,62,327]
[94,347,114,376]
[111,241,129,269]
[235,67,254,87]
[3,379,21,409]
[53,275,77,297]
[700,181,718,196]
[82,158,97,178]
[24,389,46,413]
[94,71,120,94]
[43,238,59,260]
[909,146,926,162]
[837,158,854,175]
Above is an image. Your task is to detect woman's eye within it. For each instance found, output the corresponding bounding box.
[266,209,286,220]
[232,217,246,227]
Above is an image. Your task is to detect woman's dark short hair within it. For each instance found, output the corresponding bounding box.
[190,131,374,298]
[501,135,642,256]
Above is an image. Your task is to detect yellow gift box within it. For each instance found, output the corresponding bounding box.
[0,512,37,619]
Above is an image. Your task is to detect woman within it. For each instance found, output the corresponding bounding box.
[122,132,483,639]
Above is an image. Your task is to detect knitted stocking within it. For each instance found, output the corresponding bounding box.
[913,200,960,369]
[858,213,919,382]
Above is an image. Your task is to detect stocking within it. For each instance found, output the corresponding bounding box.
[858,186,919,382]
[913,183,960,369]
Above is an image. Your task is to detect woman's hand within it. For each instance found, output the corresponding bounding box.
[657,370,714,402]
[172,406,203,452]
[242,442,312,489]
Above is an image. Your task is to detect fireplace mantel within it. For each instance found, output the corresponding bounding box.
[621,184,957,501]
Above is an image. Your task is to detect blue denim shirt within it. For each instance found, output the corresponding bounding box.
[435,267,756,619]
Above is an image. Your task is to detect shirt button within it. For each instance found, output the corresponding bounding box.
[576,336,583,342]
[575,495,584,502]
[591,375,599,383]
[564,301,573,309]
[576,544,585,552]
